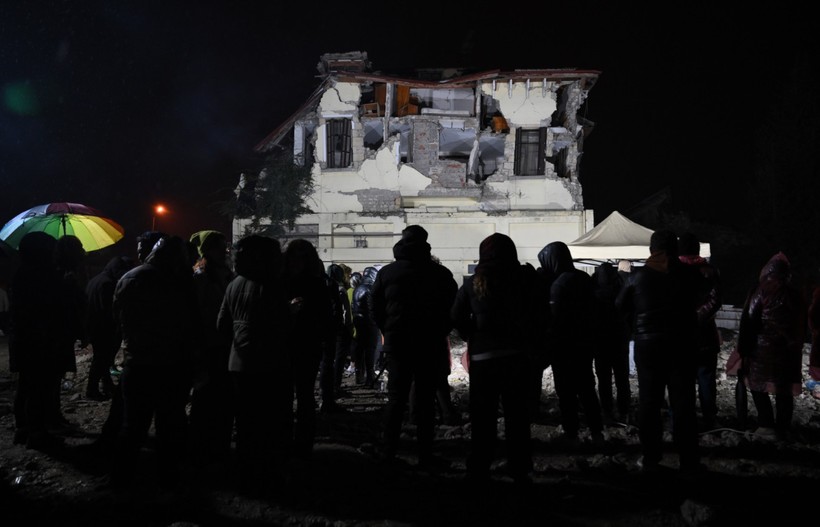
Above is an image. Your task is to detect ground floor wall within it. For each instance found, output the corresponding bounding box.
[233,209,595,283]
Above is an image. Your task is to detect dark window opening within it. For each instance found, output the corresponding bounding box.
[514,128,546,176]
[327,119,352,168]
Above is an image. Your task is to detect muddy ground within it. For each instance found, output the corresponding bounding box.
[1,331,820,527]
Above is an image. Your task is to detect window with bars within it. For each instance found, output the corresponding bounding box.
[327,118,353,168]
[514,128,546,176]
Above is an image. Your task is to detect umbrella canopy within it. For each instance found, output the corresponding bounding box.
[0,238,16,258]
[0,202,124,252]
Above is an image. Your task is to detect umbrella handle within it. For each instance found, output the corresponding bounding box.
[61,214,67,236]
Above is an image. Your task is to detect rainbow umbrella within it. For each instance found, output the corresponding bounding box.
[0,202,124,252]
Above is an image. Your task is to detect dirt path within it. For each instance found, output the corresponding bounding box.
[2,334,820,526]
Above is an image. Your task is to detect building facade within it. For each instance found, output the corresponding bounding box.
[233,51,599,282]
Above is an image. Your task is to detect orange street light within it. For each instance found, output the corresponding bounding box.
[152,204,167,231]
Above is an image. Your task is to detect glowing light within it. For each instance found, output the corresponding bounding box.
[152,204,167,231]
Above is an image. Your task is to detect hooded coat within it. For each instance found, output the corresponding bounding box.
[537,241,595,352]
[217,234,285,373]
[114,236,199,368]
[740,253,806,395]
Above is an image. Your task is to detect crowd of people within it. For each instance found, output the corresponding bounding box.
[4,224,820,492]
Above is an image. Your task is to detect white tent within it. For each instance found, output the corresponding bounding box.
[567,210,711,265]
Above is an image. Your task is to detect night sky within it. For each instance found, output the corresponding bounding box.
[2,2,818,293]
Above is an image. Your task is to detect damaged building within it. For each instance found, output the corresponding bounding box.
[233,51,600,281]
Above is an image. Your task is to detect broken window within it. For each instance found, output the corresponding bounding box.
[326,118,352,168]
[514,128,546,176]
[439,124,475,161]
[362,121,384,150]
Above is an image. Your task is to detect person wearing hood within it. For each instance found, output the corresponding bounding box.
[188,230,237,472]
[217,234,291,490]
[616,229,703,474]
[110,236,200,488]
[451,233,542,484]
[737,252,806,440]
[84,255,135,401]
[371,225,457,467]
[677,232,722,430]
[537,241,604,446]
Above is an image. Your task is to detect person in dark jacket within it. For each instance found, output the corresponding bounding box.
[352,266,380,387]
[591,261,632,423]
[282,239,336,460]
[677,232,723,430]
[91,232,167,460]
[737,252,806,440]
[320,263,354,412]
[110,236,200,488]
[371,225,458,467]
[8,231,65,452]
[84,256,135,401]
[538,241,604,445]
[188,230,236,471]
[616,229,703,474]
[217,234,291,489]
[50,235,88,433]
[451,233,542,484]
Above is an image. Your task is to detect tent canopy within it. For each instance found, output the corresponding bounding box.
[567,210,711,265]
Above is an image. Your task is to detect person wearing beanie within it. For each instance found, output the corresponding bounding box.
[371,225,457,468]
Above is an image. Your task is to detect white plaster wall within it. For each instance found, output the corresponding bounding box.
[299,210,590,283]
[482,81,557,127]
[363,145,400,188]
[319,82,361,112]
[397,164,429,196]
[499,177,576,209]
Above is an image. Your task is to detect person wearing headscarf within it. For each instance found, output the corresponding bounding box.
[188,230,237,472]
[538,241,604,445]
[616,229,703,474]
[738,252,806,439]
[371,225,458,468]
[110,236,200,488]
[8,231,65,452]
[451,233,542,484]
